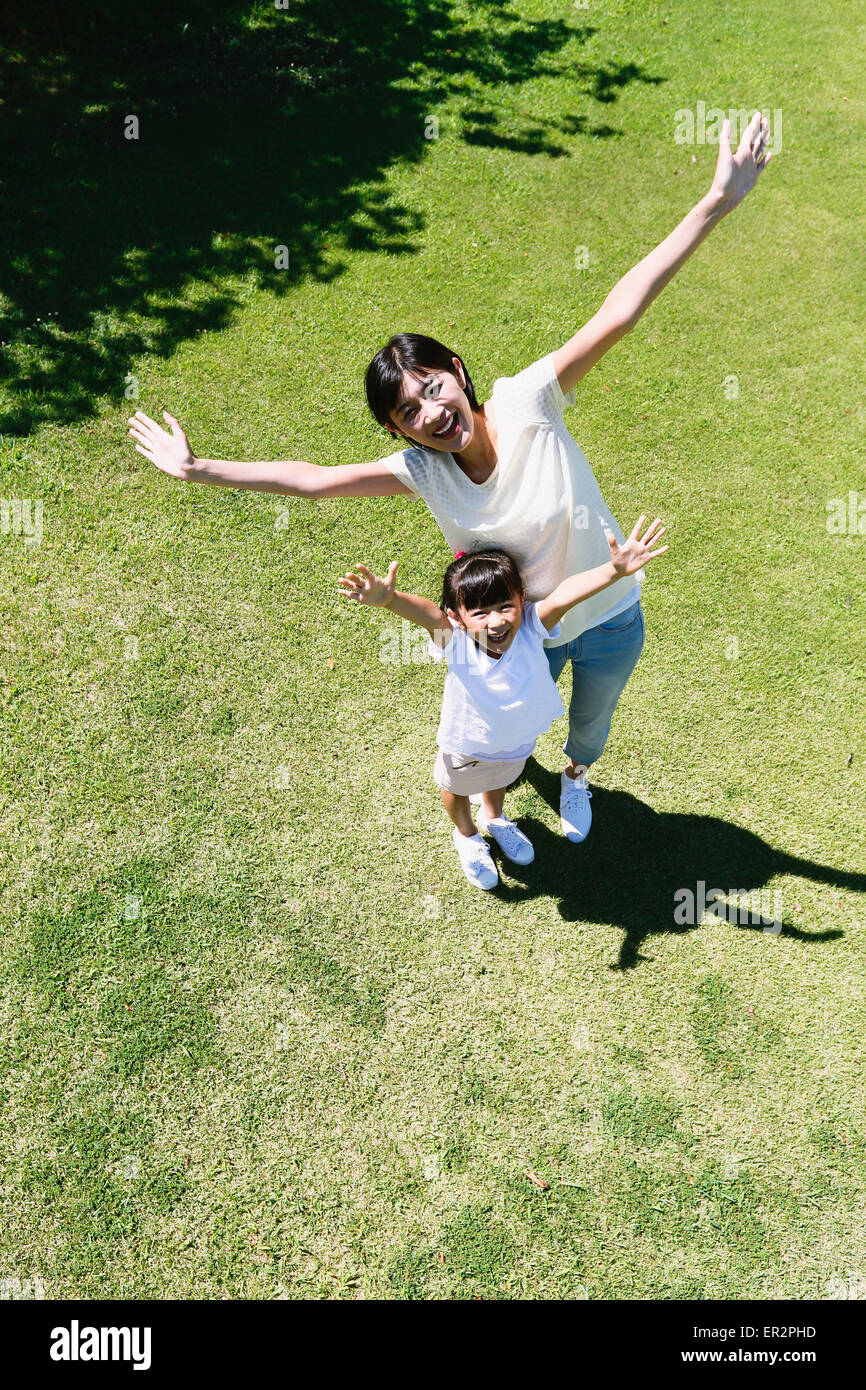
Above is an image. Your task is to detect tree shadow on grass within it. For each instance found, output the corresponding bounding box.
[0,0,663,433]
[486,763,864,970]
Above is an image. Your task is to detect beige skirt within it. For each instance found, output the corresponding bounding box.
[433,749,528,795]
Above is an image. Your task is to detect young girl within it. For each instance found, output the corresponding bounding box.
[339,515,668,889]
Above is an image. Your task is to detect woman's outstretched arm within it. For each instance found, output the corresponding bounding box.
[552,111,774,397]
[127,410,413,498]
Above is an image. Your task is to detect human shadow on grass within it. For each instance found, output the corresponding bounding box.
[0,0,663,432]
[482,761,863,971]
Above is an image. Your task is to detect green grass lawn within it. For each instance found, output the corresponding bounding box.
[1,0,864,1299]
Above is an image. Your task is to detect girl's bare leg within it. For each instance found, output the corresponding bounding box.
[441,790,477,838]
[480,785,508,820]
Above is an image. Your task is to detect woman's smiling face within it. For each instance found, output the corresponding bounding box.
[387,357,476,451]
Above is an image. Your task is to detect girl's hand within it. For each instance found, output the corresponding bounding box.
[606,516,668,576]
[338,560,399,608]
[710,111,773,212]
[127,410,196,479]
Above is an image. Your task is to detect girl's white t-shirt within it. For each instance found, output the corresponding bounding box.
[428,601,565,761]
[378,351,642,646]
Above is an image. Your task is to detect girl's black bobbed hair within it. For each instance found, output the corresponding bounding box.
[441,546,525,616]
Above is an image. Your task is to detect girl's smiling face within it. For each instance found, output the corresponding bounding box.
[387,358,475,452]
[450,590,524,659]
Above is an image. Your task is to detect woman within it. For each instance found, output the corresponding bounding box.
[128,115,772,845]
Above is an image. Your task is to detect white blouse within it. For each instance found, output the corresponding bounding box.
[379,351,642,646]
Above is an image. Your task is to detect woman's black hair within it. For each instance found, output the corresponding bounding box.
[365,333,480,434]
[441,547,525,616]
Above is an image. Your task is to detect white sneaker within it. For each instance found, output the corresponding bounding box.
[452,828,499,890]
[476,810,535,864]
[560,768,592,842]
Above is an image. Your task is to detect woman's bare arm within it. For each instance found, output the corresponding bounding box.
[190,455,413,497]
[127,410,413,498]
[552,112,773,397]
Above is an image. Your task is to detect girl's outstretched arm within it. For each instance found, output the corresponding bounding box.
[127,410,412,497]
[552,112,773,397]
[338,561,453,646]
[537,516,668,631]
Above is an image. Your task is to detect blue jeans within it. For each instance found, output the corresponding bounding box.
[543,601,646,767]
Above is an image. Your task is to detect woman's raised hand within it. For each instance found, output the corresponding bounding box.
[711,111,773,211]
[127,410,196,479]
[338,561,399,608]
[606,516,668,576]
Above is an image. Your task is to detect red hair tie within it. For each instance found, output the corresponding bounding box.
[454,550,466,559]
